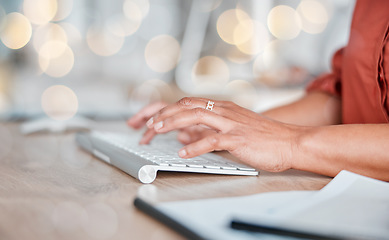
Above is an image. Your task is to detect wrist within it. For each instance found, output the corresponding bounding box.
[289,125,314,171]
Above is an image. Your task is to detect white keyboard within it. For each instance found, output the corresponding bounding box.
[76,131,258,183]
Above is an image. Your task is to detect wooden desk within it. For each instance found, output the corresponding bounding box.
[0,121,332,240]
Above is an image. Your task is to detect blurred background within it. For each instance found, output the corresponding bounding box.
[0,0,355,128]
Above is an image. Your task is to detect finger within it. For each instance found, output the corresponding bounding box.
[148,97,209,126]
[178,127,216,144]
[127,102,167,129]
[139,128,157,144]
[177,131,192,144]
[148,98,256,130]
[209,101,262,126]
[178,134,237,158]
[152,108,235,134]
[178,126,209,144]
[192,128,216,142]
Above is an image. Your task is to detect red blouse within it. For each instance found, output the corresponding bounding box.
[307,0,389,124]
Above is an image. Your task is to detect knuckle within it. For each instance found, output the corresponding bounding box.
[207,135,220,148]
[163,115,174,126]
[178,97,193,107]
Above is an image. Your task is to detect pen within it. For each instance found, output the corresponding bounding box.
[230,219,345,240]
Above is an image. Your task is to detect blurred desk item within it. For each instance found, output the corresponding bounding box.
[0,108,134,122]
[20,116,93,135]
[0,121,331,240]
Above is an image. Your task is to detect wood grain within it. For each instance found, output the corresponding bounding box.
[0,121,332,240]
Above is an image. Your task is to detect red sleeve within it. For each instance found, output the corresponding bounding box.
[306,48,344,97]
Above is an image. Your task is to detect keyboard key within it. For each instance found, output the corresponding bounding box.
[86,131,259,183]
[204,165,222,169]
[187,164,204,168]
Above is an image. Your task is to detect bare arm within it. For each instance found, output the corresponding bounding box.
[264,91,389,181]
[130,94,389,181]
[262,91,342,126]
[295,123,389,181]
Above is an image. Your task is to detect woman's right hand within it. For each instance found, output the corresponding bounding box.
[127,101,215,144]
[127,101,168,130]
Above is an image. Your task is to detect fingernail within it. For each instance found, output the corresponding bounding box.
[178,148,187,157]
[154,121,164,131]
[146,117,154,128]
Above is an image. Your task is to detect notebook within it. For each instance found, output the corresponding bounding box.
[134,170,389,239]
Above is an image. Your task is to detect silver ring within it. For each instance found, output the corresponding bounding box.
[205,100,215,111]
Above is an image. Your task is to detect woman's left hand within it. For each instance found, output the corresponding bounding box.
[145,97,305,172]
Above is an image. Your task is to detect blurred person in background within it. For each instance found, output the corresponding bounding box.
[128,0,389,181]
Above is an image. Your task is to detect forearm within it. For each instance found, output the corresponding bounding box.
[294,124,389,181]
[262,91,342,126]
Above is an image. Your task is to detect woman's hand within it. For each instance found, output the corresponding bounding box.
[127,101,168,129]
[145,97,306,172]
[127,101,216,145]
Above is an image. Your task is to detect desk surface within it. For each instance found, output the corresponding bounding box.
[0,121,332,240]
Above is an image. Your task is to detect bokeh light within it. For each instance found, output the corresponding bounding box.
[39,41,68,60]
[223,79,257,109]
[86,25,124,56]
[33,23,68,53]
[198,0,222,12]
[236,20,269,55]
[217,9,251,45]
[233,19,254,45]
[60,22,82,46]
[267,5,302,40]
[297,0,329,34]
[129,79,172,111]
[41,85,78,121]
[53,0,74,21]
[0,0,342,123]
[253,40,282,73]
[142,78,172,99]
[145,35,181,73]
[123,0,150,20]
[191,56,230,91]
[0,12,32,49]
[38,41,74,77]
[23,0,58,25]
[253,40,285,86]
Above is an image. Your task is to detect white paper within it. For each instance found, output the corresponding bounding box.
[155,171,389,240]
[236,170,389,239]
[157,190,315,239]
